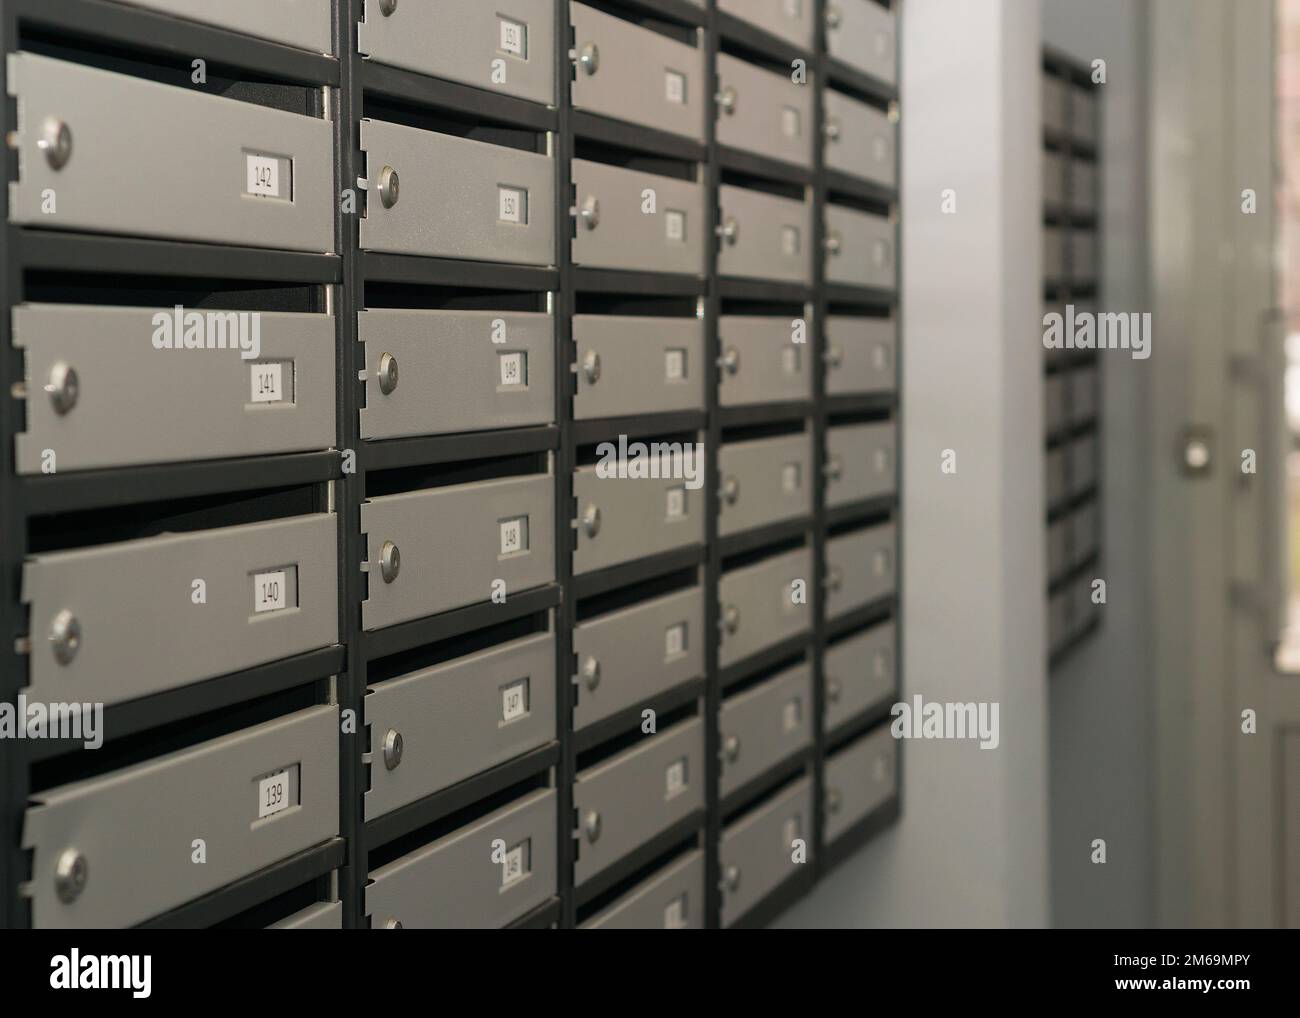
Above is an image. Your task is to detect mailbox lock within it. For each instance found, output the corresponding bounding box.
[379,165,400,209]
[827,788,843,814]
[382,728,403,771]
[873,549,891,577]
[578,42,600,76]
[722,604,740,634]
[825,232,843,256]
[826,346,843,369]
[377,352,399,395]
[824,118,842,142]
[827,678,842,704]
[873,238,892,267]
[582,350,602,384]
[723,864,741,892]
[825,456,843,481]
[826,567,843,592]
[723,733,741,762]
[378,0,398,15]
[721,475,740,505]
[717,86,738,116]
[582,503,602,538]
[580,195,600,230]
[379,540,401,583]
[581,655,601,692]
[721,347,741,376]
[584,810,602,843]
[54,848,87,903]
[39,117,72,171]
[46,361,79,415]
[718,216,739,246]
[49,609,81,666]
[826,5,843,30]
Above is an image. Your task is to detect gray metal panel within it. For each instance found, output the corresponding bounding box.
[825,0,896,86]
[824,204,894,290]
[824,621,895,732]
[1072,575,1097,637]
[1070,231,1098,283]
[580,850,705,929]
[573,315,705,420]
[573,717,704,886]
[361,474,555,631]
[7,53,333,253]
[718,432,813,537]
[718,546,813,669]
[571,159,705,276]
[364,632,556,821]
[24,706,339,928]
[360,119,554,265]
[716,53,813,168]
[1071,503,1099,565]
[22,515,338,708]
[718,314,814,407]
[1071,83,1098,144]
[366,789,556,929]
[825,421,896,508]
[570,3,705,141]
[1072,160,1098,215]
[824,315,895,396]
[358,0,555,105]
[1048,588,1071,649]
[717,0,815,50]
[1043,150,1066,209]
[824,724,896,843]
[719,662,813,798]
[268,901,343,929]
[359,309,554,440]
[572,457,706,575]
[1043,75,1068,131]
[1044,373,1068,434]
[1071,435,1098,494]
[824,522,896,619]
[1046,446,1068,503]
[719,775,812,927]
[15,304,335,474]
[1070,365,1098,423]
[1044,226,1065,280]
[1047,517,1070,578]
[823,88,894,187]
[718,184,812,284]
[573,586,705,731]
[108,0,332,53]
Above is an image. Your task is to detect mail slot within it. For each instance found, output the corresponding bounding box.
[109,0,332,53]
[360,119,554,265]
[825,0,896,85]
[574,717,705,886]
[719,663,813,798]
[574,316,705,419]
[572,160,706,276]
[23,515,337,709]
[825,205,894,290]
[719,546,813,669]
[825,315,896,396]
[366,789,557,929]
[573,454,706,575]
[825,422,896,508]
[361,474,555,630]
[716,53,813,168]
[15,304,335,474]
[824,724,896,842]
[364,632,556,820]
[359,0,555,105]
[574,586,705,731]
[824,621,895,732]
[718,432,814,537]
[718,0,814,50]
[359,309,554,440]
[580,849,705,929]
[825,522,896,619]
[1043,151,1066,210]
[8,53,333,252]
[824,89,894,188]
[718,315,814,407]
[570,3,705,141]
[719,775,812,926]
[24,705,339,928]
[718,184,812,285]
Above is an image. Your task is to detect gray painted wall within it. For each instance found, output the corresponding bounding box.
[776,0,1049,928]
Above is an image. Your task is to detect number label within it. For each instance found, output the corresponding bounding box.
[500,516,528,556]
[665,486,687,520]
[664,895,687,929]
[782,462,802,494]
[501,839,530,887]
[665,758,688,798]
[665,621,687,660]
[250,362,284,404]
[664,348,686,381]
[665,210,686,243]
[501,678,529,723]
[783,697,802,732]
[246,154,279,198]
[253,570,287,613]
[258,770,290,819]
[498,186,527,224]
[782,225,801,256]
[665,70,686,105]
[499,18,527,57]
[499,351,526,387]
[782,106,801,138]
